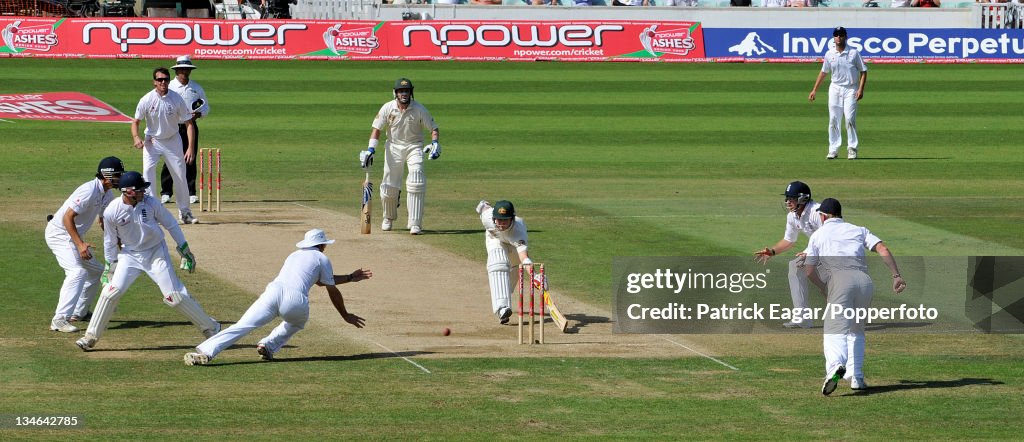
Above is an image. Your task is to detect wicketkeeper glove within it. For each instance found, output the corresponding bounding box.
[102,260,117,285]
[177,242,196,274]
[423,141,441,160]
[360,147,375,169]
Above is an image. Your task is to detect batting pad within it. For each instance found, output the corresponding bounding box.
[406,169,425,227]
[487,247,513,313]
[380,184,400,221]
[85,284,122,340]
[165,292,218,335]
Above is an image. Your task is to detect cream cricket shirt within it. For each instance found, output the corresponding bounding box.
[783,200,824,243]
[48,179,114,236]
[102,194,186,259]
[372,99,438,147]
[480,211,529,254]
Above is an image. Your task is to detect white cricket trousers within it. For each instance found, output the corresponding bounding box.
[196,282,309,358]
[822,270,873,381]
[45,224,103,320]
[827,83,859,154]
[381,141,426,228]
[485,240,518,315]
[142,135,191,218]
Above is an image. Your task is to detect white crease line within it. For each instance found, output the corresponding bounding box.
[659,336,739,371]
[374,341,431,374]
[293,202,329,213]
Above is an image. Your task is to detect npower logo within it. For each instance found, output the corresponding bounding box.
[83,22,308,52]
[403,23,624,55]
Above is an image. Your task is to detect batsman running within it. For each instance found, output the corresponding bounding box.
[476,200,543,325]
[359,78,440,235]
[76,171,219,351]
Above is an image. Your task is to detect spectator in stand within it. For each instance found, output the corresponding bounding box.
[731,0,752,5]
[911,0,940,5]
[789,0,813,6]
[573,0,592,5]
[762,0,787,6]
[613,0,649,5]
[662,0,700,5]
[890,0,911,6]
[470,0,502,3]
[435,0,458,4]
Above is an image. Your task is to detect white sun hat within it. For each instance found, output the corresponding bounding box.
[296,229,336,248]
[171,55,197,69]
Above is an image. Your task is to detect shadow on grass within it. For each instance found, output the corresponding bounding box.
[420,229,481,235]
[841,378,1004,396]
[109,320,237,331]
[865,322,934,331]
[205,350,436,367]
[564,313,610,334]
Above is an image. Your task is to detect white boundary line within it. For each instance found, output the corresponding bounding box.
[374,341,431,374]
[659,336,739,371]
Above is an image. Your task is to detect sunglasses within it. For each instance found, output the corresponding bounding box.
[154,77,170,82]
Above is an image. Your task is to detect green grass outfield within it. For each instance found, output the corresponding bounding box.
[2,59,1022,439]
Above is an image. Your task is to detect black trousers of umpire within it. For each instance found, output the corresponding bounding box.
[161,122,198,197]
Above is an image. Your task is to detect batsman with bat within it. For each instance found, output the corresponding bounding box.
[359,78,440,235]
[476,200,541,325]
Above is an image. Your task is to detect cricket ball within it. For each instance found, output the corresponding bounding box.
[442,327,451,336]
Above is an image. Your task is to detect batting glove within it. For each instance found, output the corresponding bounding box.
[423,141,441,160]
[101,260,117,285]
[532,274,548,291]
[177,242,196,274]
[475,200,491,214]
[360,147,375,169]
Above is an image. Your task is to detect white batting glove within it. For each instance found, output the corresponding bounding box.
[475,200,490,214]
[423,141,441,160]
[359,147,375,169]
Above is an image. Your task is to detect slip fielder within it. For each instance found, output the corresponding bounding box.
[76,171,219,351]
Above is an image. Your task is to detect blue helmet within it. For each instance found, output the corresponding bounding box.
[119,171,151,191]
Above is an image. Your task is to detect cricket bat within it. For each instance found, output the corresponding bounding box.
[543,290,569,332]
[360,172,372,234]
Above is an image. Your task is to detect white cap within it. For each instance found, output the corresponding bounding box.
[296,229,336,248]
[171,55,197,70]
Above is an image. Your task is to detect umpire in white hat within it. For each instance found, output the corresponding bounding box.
[160,55,210,206]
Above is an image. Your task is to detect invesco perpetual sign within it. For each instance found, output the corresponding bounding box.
[403,23,625,55]
[83,22,308,52]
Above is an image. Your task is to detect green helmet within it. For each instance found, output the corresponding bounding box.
[394,77,414,91]
[492,200,515,220]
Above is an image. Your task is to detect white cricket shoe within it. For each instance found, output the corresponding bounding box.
[257,343,274,361]
[381,219,392,231]
[160,194,171,204]
[75,334,97,351]
[184,352,209,366]
[826,152,838,160]
[821,365,846,396]
[180,212,199,225]
[410,226,422,235]
[847,148,858,160]
[50,318,79,333]
[851,377,868,390]
[189,195,199,204]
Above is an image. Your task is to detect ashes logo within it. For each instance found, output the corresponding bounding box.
[2,20,59,53]
[323,24,379,56]
[639,25,695,57]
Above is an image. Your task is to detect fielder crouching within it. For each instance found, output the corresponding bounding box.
[76,171,219,351]
[476,200,543,325]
